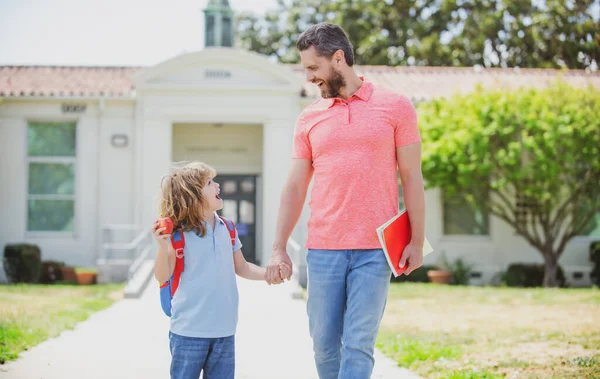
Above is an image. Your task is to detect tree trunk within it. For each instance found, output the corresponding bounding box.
[542,254,559,287]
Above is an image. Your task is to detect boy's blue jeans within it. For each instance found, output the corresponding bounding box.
[307,249,392,379]
[169,332,234,379]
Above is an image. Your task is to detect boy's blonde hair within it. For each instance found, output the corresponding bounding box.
[159,162,217,237]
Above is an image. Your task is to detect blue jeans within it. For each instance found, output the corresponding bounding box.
[307,249,391,379]
[169,332,235,379]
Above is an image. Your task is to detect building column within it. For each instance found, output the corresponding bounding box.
[261,118,294,265]
[140,118,173,229]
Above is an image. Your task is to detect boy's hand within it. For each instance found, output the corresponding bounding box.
[278,262,291,281]
[152,220,171,251]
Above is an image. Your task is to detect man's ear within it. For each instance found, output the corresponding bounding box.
[333,49,345,65]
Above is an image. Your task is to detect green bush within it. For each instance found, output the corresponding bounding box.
[38,260,65,284]
[391,264,437,283]
[437,254,474,285]
[3,244,42,283]
[501,263,566,287]
[590,241,600,286]
[449,258,473,285]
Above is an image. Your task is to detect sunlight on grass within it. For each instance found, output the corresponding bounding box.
[0,283,124,364]
[377,283,600,378]
[377,333,462,367]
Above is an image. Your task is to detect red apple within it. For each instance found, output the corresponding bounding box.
[157,217,174,235]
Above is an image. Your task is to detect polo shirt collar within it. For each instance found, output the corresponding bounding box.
[212,212,225,226]
[325,76,373,108]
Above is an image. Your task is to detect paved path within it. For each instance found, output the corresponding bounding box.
[0,278,420,379]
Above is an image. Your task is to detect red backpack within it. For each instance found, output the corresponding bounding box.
[159,215,236,316]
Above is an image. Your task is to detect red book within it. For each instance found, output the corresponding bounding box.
[376,210,433,277]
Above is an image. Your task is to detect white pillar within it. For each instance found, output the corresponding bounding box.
[140,118,173,230]
[261,118,294,265]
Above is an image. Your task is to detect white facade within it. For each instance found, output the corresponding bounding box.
[0,48,596,286]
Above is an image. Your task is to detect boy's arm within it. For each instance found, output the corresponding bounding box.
[154,236,175,283]
[234,249,266,280]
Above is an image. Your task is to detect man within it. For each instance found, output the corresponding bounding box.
[266,22,426,379]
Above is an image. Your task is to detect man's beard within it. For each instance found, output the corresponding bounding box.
[320,67,346,99]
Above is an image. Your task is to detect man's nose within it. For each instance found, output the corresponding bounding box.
[306,71,314,82]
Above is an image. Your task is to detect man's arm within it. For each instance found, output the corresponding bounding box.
[397,142,426,275]
[266,159,314,284]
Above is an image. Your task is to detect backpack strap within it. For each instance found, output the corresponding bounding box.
[218,215,236,247]
[170,230,185,296]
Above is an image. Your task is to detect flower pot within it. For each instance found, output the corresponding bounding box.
[60,266,77,281]
[427,270,453,284]
[75,271,96,285]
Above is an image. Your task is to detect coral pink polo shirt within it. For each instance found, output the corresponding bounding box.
[292,79,420,249]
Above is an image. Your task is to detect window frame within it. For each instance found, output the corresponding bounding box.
[440,189,492,240]
[24,120,78,237]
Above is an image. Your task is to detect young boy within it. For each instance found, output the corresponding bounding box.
[153,162,290,379]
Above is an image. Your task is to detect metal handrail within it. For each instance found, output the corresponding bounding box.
[100,224,154,282]
[102,228,150,250]
[128,242,153,280]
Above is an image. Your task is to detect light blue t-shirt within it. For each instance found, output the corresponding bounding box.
[170,213,242,338]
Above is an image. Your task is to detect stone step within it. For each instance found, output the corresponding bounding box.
[124,260,155,299]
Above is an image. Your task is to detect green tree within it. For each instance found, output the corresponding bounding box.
[418,81,600,287]
[236,0,599,70]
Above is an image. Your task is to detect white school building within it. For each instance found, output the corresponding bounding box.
[1,2,599,286]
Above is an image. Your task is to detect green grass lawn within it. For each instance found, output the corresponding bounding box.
[0,283,124,364]
[376,283,600,379]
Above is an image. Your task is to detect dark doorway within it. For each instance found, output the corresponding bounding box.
[217,175,258,264]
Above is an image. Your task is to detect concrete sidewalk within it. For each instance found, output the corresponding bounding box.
[0,278,420,379]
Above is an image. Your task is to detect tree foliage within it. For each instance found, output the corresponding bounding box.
[418,81,600,286]
[236,0,599,70]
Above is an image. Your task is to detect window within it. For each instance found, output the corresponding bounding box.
[579,211,600,237]
[515,193,535,225]
[27,122,76,232]
[443,191,489,236]
[205,15,215,46]
[222,16,232,47]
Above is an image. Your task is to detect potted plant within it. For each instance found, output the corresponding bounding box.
[75,267,97,285]
[60,265,77,282]
[427,253,453,284]
[449,257,474,285]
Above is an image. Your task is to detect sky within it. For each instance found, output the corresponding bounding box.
[0,0,278,66]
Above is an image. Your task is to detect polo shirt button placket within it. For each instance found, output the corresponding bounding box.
[343,101,350,125]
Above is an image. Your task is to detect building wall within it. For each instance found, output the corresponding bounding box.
[0,49,594,286]
[0,98,136,280]
[422,188,594,286]
[135,93,299,266]
[1,95,594,286]
[172,123,263,174]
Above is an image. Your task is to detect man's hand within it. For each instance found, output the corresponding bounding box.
[266,250,293,285]
[399,243,423,275]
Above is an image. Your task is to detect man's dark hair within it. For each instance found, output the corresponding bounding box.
[296,23,354,66]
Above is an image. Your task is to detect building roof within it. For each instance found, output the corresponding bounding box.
[0,66,141,98]
[291,65,600,101]
[1,63,598,101]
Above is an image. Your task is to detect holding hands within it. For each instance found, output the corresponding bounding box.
[276,262,292,283]
[153,218,291,285]
[265,249,293,285]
